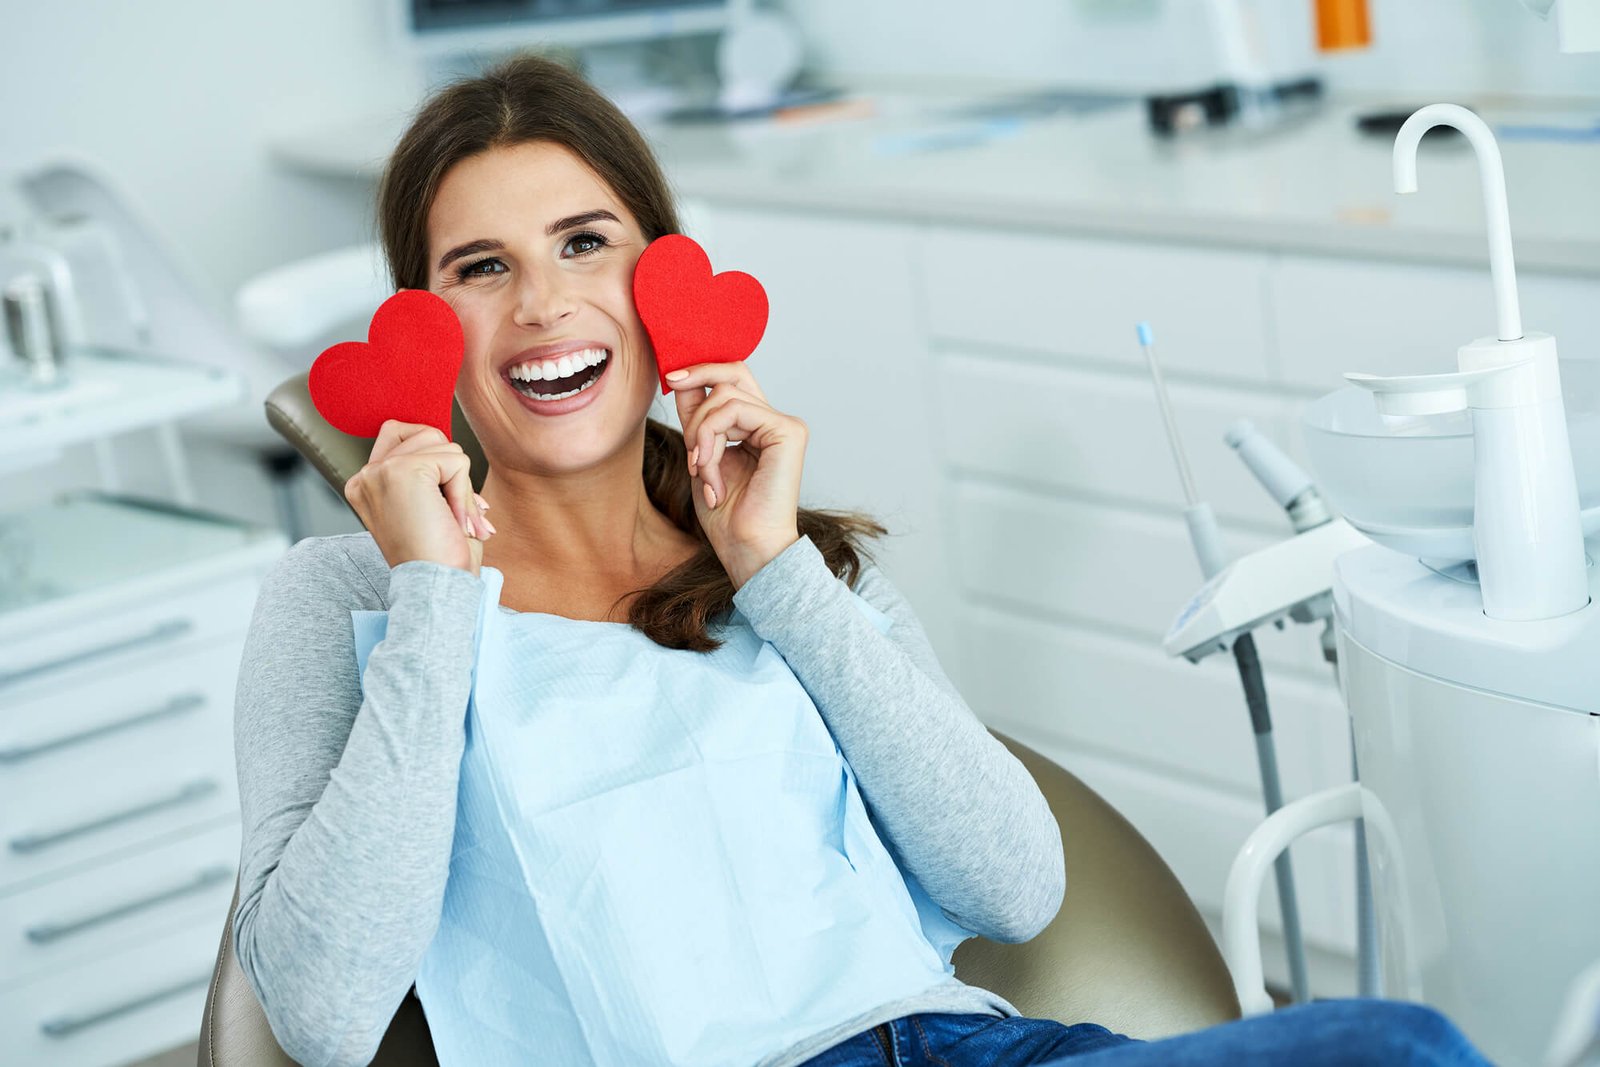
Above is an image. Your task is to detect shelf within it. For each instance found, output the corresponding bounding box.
[0,348,244,460]
[0,492,285,622]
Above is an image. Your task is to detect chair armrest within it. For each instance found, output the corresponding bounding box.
[198,880,439,1067]
[952,733,1241,1039]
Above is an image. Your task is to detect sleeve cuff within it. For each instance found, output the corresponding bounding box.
[387,560,486,635]
[732,534,832,618]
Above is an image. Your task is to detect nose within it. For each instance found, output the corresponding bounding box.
[513,262,578,330]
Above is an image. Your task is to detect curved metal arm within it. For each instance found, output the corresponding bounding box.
[1392,103,1522,342]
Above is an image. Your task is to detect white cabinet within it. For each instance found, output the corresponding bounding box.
[0,494,285,1066]
[920,229,1276,382]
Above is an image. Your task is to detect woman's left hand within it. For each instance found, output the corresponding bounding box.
[668,361,805,590]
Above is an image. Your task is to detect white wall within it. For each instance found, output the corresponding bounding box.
[2,0,421,305]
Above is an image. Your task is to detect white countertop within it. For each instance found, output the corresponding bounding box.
[270,89,1600,274]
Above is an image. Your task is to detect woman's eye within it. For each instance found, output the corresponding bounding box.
[456,257,505,281]
[564,232,608,257]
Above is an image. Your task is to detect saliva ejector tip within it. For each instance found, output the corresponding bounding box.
[1136,321,1154,347]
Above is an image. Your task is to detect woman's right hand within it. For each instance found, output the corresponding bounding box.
[344,420,495,577]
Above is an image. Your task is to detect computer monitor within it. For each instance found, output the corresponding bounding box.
[393,0,730,56]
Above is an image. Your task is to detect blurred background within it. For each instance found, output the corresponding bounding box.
[4,2,1599,1064]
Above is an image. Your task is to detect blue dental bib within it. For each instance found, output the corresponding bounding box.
[351,566,968,1066]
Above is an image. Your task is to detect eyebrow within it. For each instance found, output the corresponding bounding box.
[435,210,624,273]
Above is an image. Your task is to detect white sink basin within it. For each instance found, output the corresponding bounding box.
[1302,358,1600,560]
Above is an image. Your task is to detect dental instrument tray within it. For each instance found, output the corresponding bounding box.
[1301,357,1600,561]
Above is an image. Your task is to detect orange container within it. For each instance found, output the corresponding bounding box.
[1316,0,1372,51]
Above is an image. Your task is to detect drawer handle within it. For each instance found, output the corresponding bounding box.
[25,863,234,945]
[0,618,194,688]
[0,692,206,764]
[8,778,220,855]
[39,970,213,1039]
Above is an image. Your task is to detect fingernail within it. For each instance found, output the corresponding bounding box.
[481,515,497,536]
[666,370,689,381]
[475,494,490,511]
[690,446,699,468]
[464,518,475,537]
[703,482,717,509]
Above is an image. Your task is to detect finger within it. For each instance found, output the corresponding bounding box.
[370,420,449,464]
[394,445,485,539]
[438,453,485,540]
[695,399,798,504]
[347,432,459,518]
[670,366,765,467]
[708,431,727,492]
[674,381,713,467]
[685,383,764,476]
[665,360,767,405]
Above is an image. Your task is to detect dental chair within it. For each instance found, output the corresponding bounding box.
[196,375,1241,1066]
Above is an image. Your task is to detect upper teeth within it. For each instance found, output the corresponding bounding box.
[508,348,608,382]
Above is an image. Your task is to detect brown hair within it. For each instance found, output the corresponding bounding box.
[376,51,888,651]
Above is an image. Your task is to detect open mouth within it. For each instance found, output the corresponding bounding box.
[507,350,610,402]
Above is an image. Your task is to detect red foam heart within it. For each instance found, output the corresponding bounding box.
[633,234,768,395]
[308,289,464,440]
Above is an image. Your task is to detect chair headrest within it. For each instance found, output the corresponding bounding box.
[265,373,488,510]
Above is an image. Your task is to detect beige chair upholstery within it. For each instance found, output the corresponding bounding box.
[200,375,1240,1065]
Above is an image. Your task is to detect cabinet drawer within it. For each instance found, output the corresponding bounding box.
[1271,256,1600,390]
[0,640,242,892]
[933,351,1301,527]
[0,573,258,698]
[919,227,1274,381]
[949,480,1327,674]
[960,607,1349,799]
[0,911,221,1067]
[0,819,237,990]
[998,731,1355,953]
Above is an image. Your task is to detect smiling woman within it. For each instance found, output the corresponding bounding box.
[374,52,889,648]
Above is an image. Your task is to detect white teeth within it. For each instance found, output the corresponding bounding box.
[508,350,608,388]
[508,349,610,383]
[510,350,608,402]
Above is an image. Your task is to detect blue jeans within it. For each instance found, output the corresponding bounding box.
[801,999,1493,1066]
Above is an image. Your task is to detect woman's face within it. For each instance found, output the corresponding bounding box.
[427,141,657,473]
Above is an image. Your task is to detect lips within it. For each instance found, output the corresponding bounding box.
[501,347,613,416]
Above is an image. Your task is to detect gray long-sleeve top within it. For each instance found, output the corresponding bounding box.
[232,531,1065,1067]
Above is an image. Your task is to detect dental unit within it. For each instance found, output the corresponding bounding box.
[1207,104,1600,1067]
